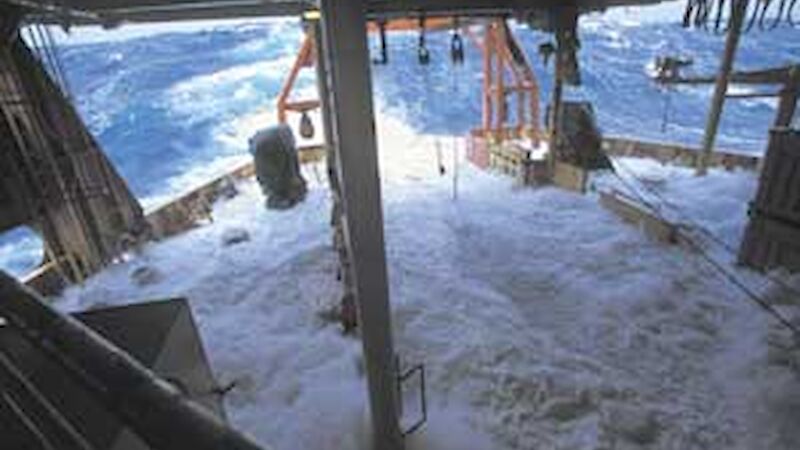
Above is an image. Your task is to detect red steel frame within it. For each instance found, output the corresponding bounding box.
[276,18,542,146]
[467,19,541,144]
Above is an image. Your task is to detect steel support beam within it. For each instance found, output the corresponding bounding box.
[697,0,746,176]
[317,1,403,448]
[17,0,669,25]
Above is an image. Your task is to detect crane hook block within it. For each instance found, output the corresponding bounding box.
[299,111,315,139]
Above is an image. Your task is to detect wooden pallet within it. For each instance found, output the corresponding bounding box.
[739,128,800,272]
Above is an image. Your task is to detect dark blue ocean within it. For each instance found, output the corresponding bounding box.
[1,16,797,276]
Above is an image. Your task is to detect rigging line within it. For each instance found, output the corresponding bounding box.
[450,44,461,200]
[22,24,49,80]
[607,160,662,214]
[681,230,800,341]
[714,0,728,34]
[744,0,762,32]
[29,23,64,95]
[0,351,96,450]
[766,0,788,29]
[605,158,800,346]
[37,22,93,157]
[612,157,793,261]
[0,393,58,450]
[699,0,712,30]
[683,0,699,27]
[41,24,74,101]
[608,161,800,342]
[759,0,774,29]
[788,0,799,26]
[611,156,800,306]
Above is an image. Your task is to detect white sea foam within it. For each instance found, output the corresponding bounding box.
[54,108,798,449]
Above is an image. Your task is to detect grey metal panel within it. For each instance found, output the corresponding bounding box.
[0,298,226,450]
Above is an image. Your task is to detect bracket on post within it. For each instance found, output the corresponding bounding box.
[396,359,427,437]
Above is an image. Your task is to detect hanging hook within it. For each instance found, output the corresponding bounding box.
[418,14,430,65]
[538,42,555,68]
[299,111,315,139]
[450,16,464,65]
[373,19,388,65]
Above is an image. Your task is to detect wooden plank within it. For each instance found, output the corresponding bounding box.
[552,161,587,193]
[21,260,68,297]
[599,190,678,244]
[297,144,326,164]
[602,136,761,171]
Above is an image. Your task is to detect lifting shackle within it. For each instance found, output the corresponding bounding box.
[450,17,465,64]
[299,110,315,139]
[418,15,430,65]
[373,19,388,65]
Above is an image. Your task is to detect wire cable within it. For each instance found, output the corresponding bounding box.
[686,0,795,30]
[607,158,800,343]
[612,157,800,299]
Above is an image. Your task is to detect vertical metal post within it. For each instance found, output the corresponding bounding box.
[697,0,747,175]
[317,2,404,449]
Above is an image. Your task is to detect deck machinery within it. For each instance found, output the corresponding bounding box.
[0,1,797,450]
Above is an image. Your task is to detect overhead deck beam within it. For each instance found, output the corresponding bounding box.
[364,0,665,17]
[665,66,800,86]
[9,0,668,25]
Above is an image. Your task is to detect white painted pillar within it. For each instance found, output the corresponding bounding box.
[317,2,404,449]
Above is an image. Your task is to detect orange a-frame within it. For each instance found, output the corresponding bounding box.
[276,17,542,145]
